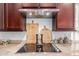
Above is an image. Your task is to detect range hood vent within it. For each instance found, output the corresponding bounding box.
[19,9,59,18]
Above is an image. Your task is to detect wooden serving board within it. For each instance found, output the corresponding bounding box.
[26,21,39,44]
[41,26,52,43]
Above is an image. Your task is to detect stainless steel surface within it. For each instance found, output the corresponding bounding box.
[19,9,59,18]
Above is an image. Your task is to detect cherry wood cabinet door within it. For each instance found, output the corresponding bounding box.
[56,3,74,31]
[40,3,56,8]
[22,3,56,8]
[22,3,39,8]
[0,3,4,31]
[5,3,25,31]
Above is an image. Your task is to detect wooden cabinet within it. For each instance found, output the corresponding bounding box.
[4,3,25,31]
[0,3,4,31]
[56,3,74,31]
[22,3,56,8]
[22,3,39,8]
[2,3,74,31]
[40,3,56,8]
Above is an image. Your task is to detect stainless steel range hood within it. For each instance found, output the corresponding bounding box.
[19,9,59,18]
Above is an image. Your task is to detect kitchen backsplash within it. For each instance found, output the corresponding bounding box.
[0,32,26,40]
[0,31,74,41]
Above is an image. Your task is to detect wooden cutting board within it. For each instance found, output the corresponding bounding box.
[26,21,39,44]
[41,26,52,43]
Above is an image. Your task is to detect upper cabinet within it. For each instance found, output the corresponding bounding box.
[0,3,4,31]
[56,3,74,31]
[40,3,56,8]
[22,3,56,8]
[4,3,25,31]
[22,3,39,8]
